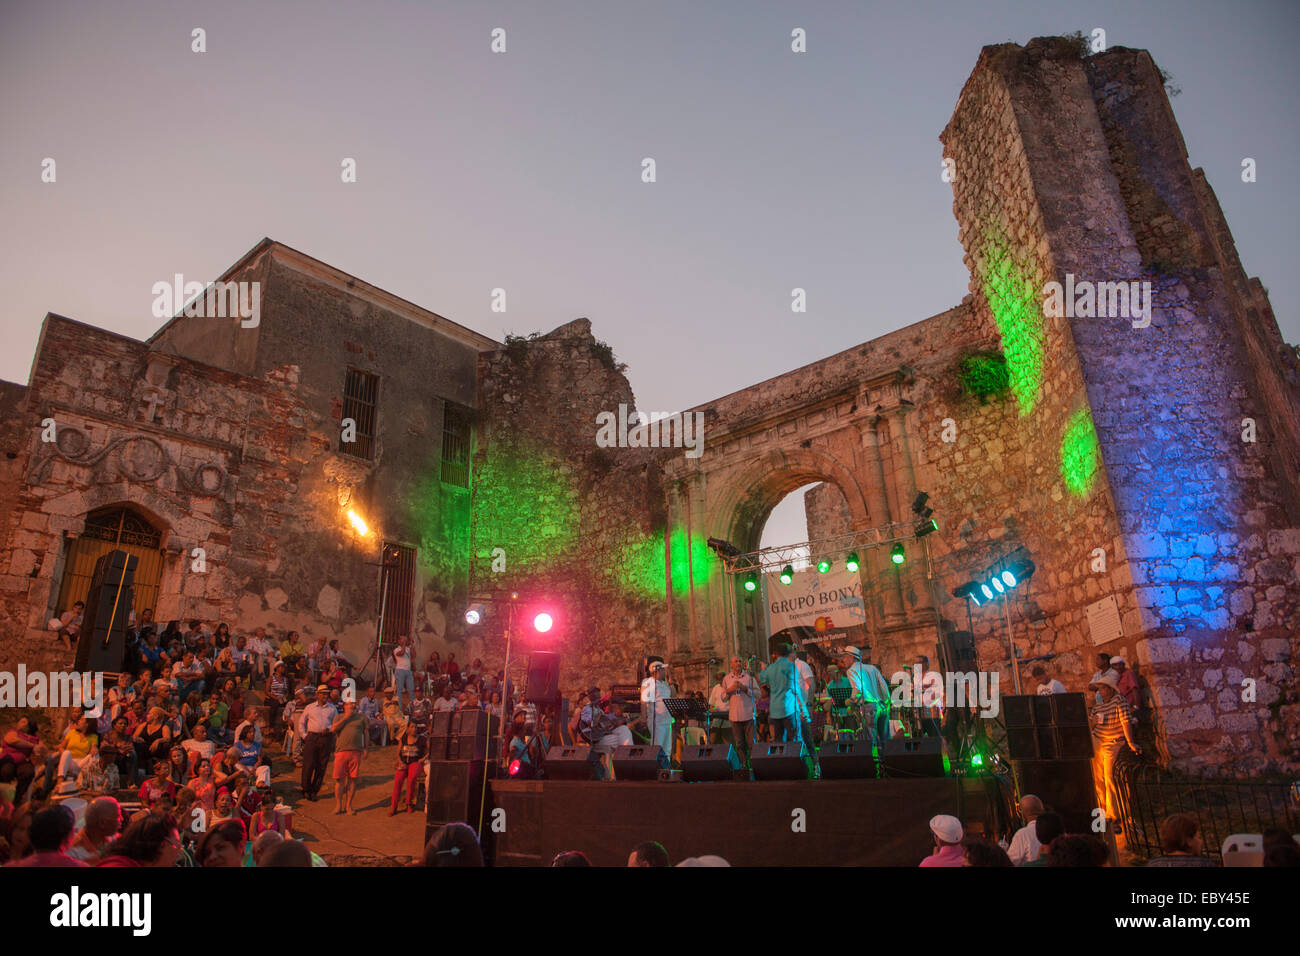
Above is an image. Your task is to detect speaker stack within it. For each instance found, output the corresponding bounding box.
[73,549,137,674]
[1006,692,1097,833]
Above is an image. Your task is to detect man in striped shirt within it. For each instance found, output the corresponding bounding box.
[1091,672,1142,831]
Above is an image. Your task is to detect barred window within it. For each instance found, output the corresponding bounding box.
[440,404,471,488]
[342,369,378,460]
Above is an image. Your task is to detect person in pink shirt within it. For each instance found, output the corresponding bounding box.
[919,814,965,867]
[1110,657,1140,709]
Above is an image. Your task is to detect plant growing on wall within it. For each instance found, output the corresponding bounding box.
[957,350,1012,402]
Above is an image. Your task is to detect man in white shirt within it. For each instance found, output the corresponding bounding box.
[722,656,760,769]
[1006,794,1045,865]
[297,685,339,801]
[839,646,891,744]
[432,684,458,713]
[1032,664,1067,695]
[707,671,728,744]
[640,662,674,758]
[391,636,415,706]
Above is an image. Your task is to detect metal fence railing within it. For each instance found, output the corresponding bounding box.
[1115,762,1299,862]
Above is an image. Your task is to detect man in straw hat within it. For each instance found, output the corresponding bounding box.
[837,645,891,745]
[1090,671,1141,831]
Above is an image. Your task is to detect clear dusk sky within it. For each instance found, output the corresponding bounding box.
[1,0,1296,548]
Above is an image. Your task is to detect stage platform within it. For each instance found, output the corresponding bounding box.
[487,776,998,866]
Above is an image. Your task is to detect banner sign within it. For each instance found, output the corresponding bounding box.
[764,567,867,634]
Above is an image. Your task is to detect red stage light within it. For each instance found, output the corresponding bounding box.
[508,759,522,776]
[532,612,553,633]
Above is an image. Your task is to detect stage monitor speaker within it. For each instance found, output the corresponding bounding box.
[544,745,601,780]
[680,743,739,782]
[1011,758,1097,834]
[750,740,809,780]
[1051,693,1090,727]
[525,652,560,703]
[426,759,490,828]
[612,744,669,781]
[74,549,138,675]
[427,735,451,760]
[1002,695,1036,729]
[431,711,454,737]
[882,737,946,778]
[818,738,877,779]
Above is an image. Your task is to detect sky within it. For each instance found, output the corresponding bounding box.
[2,0,1296,550]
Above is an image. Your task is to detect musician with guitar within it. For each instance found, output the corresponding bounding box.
[578,686,632,781]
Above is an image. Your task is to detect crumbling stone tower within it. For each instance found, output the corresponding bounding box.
[941,38,1300,772]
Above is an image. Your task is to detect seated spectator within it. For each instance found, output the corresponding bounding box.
[2,803,34,861]
[358,685,386,745]
[97,812,181,867]
[261,838,313,867]
[250,829,283,865]
[180,722,216,773]
[628,841,670,867]
[432,684,457,713]
[212,787,236,823]
[1,716,40,801]
[55,713,100,781]
[67,797,123,862]
[231,709,267,749]
[1021,812,1063,866]
[1146,813,1217,867]
[131,707,172,773]
[3,805,87,867]
[76,747,120,794]
[139,759,178,810]
[676,855,731,867]
[919,814,965,867]
[251,790,287,838]
[552,850,591,867]
[203,691,231,746]
[230,724,262,774]
[195,816,245,868]
[1264,840,1300,867]
[963,838,1013,866]
[212,750,247,793]
[1047,834,1109,867]
[422,822,484,867]
[1006,795,1044,865]
[381,688,406,741]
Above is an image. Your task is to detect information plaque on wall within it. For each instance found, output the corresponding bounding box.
[1087,594,1123,645]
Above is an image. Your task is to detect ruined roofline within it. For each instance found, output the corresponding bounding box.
[681,300,972,417]
[146,237,503,353]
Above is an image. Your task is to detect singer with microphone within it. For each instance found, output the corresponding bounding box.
[640,661,674,759]
[722,655,760,770]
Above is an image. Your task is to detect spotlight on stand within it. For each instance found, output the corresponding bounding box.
[845,552,859,573]
[464,603,485,625]
[780,565,794,585]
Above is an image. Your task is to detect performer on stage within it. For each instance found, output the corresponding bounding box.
[758,643,805,744]
[838,646,891,745]
[640,662,674,758]
[722,656,760,768]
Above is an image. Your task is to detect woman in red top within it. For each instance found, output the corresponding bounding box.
[445,653,460,682]
[190,758,217,812]
[250,790,285,837]
[139,759,178,810]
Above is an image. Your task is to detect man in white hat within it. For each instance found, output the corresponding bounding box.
[919,814,965,867]
[640,661,674,759]
[1110,656,1139,709]
[838,646,891,745]
[1091,672,1141,831]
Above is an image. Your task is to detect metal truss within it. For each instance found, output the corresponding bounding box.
[721,522,923,575]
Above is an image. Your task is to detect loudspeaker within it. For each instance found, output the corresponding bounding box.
[453,710,497,737]
[427,735,451,760]
[426,759,490,827]
[612,744,669,781]
[1051,693,1089,726]
[449,734,501,761]
[1054,723,1094,759]
[818,738,877,779]
[750,740,809,780]
[944,629,976,665]
[1032,695,1055,726]
[431,711,454,736]
[525,652,560,703]
[882,737,945,777]
[1006,725,1038,760]
[1002,695,1036,729]
[544,745,601,780]
[680,743,739,782]
[1011,758,1097,834]
[74,549,137,674]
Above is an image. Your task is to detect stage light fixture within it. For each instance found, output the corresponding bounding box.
[990,576,1005,594]
[970,752,984,768]
[533,612,553,633]
[1001,569,1017,588]
[980,583,994,601]
[915,518,938,537]
[845,552,859,572]
[464,603,485,625]
[817,558,832,573]
[953,582,983,606]
[743,573,757,592]
[890,544,905,565]
[780,565,794,585]
[911,492,929,514]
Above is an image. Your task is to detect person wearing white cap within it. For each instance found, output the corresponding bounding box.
[1091,672,1141,831]
[837,646,891,745]
[920,814,965,867]
[641,661,675,759]
[1088,652,1119,705]
[1110,657,1139,709]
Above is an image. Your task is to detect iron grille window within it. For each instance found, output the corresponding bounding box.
[440,404,471,488]
[380,543,415,641]
[342,368,379,460]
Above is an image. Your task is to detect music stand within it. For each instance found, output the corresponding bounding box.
[827,685,866,742]
[663,698,707,763]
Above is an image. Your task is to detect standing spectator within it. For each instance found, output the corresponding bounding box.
[1032,664,1067,695]
[390,719,426,815]
[423,651,441,691]
[3,805,88,867]
[67,797,123,862]
[1146,813,1217,867]
[919,815,965,867]
[391,635,415,706]
[1089,652,1119,704]
[298,685,338,801]
[330,701,368,815]
[1091,673,1141,830]
[1006,795,1045,865]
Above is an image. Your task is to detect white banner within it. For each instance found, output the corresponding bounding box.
[764,567,867,634]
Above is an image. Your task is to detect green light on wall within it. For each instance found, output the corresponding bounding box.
[979,228,1044,417]
[1060,407,1100,496]
[467,439,580,574]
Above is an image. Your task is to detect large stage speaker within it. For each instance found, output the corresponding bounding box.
[612,744,669,781]
[453,710,499,737]
[544,744,601,780]
[882,737,945,778]
[74,549,137,674]
[1007,693,1093,759]
[1002,695,1036,729]
[944,629,976,666]
[1051,693,1090,726]
[426,759,490,828]
[525,652,560,703]
[1011,758,1097,834]
[431,711,454,736]
[818,738,877,779]
[449,734,501,761]
[680,743,739,782]
[750,740,809,780]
